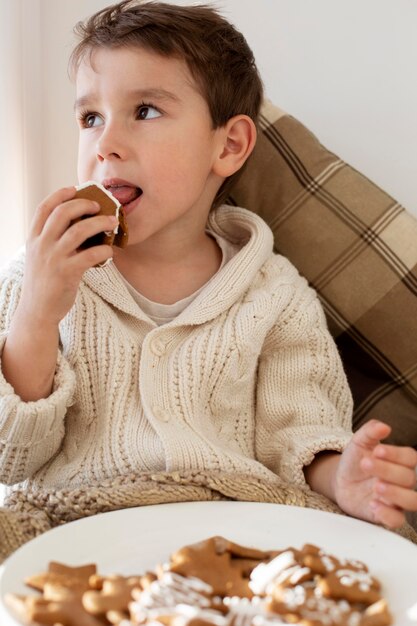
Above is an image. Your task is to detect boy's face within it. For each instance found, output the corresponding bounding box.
[75,46,225,247]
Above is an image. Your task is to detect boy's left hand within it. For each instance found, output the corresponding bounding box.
[334,419,417,528]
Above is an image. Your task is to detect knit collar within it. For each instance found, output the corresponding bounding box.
[82,205,274,326]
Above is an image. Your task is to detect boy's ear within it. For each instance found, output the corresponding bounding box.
[213,115,257,178]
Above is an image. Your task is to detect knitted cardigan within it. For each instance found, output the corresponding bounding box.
[0,205,353,496]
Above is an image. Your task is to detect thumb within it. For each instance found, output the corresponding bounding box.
[352,419,392,451]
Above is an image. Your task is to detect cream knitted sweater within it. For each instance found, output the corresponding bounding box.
[0,206,353,495]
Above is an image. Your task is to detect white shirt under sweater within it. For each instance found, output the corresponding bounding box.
[117,232,239,326]
[0,205,353,495]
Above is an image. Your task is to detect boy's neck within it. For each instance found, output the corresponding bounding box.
[113,232,222,305]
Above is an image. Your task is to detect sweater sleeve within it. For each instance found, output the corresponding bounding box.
[255,272,353,487]
[0,258,76,485]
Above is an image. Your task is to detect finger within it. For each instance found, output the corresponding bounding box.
[369,499,406,529]
[59,215,118,254]
[373,443,417,470]
[361,456,417,489]
[374,480,417,511]
[30,187,76,238]
[352,419,392,451]
[42,198,101,243]
[69,244,114,272]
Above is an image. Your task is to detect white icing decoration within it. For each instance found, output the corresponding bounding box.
[274,564,310,586]
[249,551,296,594]
[129,572,214,623]
[223,596,283,626]
[297,595,360,625]
[174,604,227,626]
[280,585,306,609]
[321,556,336,572]
[336,569,373,592]
[339,558,366,570]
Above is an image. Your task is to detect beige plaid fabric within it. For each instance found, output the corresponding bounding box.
[230,100,417,447]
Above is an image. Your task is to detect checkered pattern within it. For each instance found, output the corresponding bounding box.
[230,100,417,447]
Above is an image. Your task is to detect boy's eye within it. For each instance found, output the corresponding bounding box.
[136,105,161,120]
[84,113,103,128]
[78,111,103,128]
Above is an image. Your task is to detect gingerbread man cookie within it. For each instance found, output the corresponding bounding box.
[82,574,142,615]
[5,586,103,626]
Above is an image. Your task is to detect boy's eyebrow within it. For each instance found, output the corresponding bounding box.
[74,88,181,111]
[130,88,182,103]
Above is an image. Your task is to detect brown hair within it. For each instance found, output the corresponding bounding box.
[70,1,263,207]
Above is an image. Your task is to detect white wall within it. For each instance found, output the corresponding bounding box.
[34,0,417,217]
[0,0,40,263]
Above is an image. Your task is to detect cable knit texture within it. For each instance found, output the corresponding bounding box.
[0,206,367,557]
[0,205,353,491]
[0,207,416,558]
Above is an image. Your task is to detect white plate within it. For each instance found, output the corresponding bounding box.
[1,501,417,625]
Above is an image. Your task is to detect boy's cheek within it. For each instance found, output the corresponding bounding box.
[77,143,96,180]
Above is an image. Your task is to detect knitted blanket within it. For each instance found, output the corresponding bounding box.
[1,470,416,564]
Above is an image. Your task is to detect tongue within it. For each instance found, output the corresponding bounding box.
[108,186,140,205]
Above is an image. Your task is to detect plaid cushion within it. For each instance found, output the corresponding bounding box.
[229,99,417,448]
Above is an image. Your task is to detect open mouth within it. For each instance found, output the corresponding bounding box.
[105,185,143,207]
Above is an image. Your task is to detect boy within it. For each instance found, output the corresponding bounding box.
[0,0,416,544]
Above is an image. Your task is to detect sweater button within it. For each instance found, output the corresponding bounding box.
[153,405,171,422]
[150,337,166,357]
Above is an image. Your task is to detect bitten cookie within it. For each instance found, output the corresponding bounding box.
[74,181,128,249]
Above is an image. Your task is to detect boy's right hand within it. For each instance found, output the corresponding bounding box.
[0,186,116,401]
[19,186,117,327]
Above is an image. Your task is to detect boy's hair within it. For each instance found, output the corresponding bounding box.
[69,0,263,207]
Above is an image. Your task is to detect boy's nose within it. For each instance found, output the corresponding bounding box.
[96,149,121,162]
[95,126,126,161]
[96,138,122,161]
